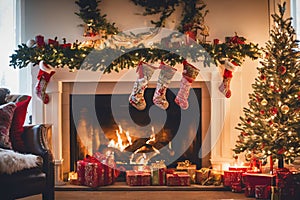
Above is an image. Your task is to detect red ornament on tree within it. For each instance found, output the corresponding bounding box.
[270,107,278,115]
[278,65,287,75]
[278,148,286,155]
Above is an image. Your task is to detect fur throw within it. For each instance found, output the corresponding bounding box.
[0,148,42,174]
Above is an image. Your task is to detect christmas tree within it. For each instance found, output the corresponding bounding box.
[233,2,300,167]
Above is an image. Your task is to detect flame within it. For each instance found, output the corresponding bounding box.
[108,128,131,152]
[108,125,161,165]
[146,126,156,145]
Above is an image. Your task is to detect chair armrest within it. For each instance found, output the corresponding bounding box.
[21,124,54,171]
[21,124,55,199]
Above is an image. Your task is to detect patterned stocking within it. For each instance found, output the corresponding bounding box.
[174,60,200,110]
[35,61,55,104]
[129,61,157,110]
[153,62,176,110]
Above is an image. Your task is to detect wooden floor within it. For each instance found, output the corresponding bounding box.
[20,191,253,200]
[20,182,253,200]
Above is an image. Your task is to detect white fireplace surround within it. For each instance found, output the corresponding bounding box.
[31,63,238,184]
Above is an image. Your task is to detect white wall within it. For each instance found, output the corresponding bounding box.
[23,0,271,163]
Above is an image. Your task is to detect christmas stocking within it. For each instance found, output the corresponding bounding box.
[153,62,176,110]
[129,61,157,110]
[35,61,55,104]
[175,60,200,110]
[218,59,238,98]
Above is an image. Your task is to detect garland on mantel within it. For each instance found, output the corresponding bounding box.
[9,33,261,73]
[9,0,262,73]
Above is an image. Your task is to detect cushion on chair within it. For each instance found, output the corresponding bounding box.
[0,88,10,105]
[0,102,16,149]
[7,95,31,151]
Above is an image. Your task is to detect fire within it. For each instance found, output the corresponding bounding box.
[107,126,131,152]
[107,126,174,165]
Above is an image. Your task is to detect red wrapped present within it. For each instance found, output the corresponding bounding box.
[242,173,275,198]
[76,154,116,188]
[229,166,248,172]
[77,160,87,185]
[245,184,255,197]
[275,168,295,199]
[232,182,243,193]
[223,170,243,187]
[126,171,151,186]
[166,172,191,186]
[84,161,104,188]
[255,185,271,199]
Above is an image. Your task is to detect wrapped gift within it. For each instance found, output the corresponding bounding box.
[84,161,105,188]
[255,185,271,199]
[223,170,243,187]
[270,186,281,200]
[207,169,222,186]
[176,160,196,182]
[166,172,191,186]
[195,168,210,185]
[242,173,275,198]
[232,182,243,193]
[229,166,248,172]
[245,184,255,197]
[77,154,116,188]
[126,171,151,186]
[151,161,166,185]
[77,160,87,185]
[275,167,294,199]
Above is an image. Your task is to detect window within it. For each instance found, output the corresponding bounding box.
[291,0,300,39]
[0,0,20,93]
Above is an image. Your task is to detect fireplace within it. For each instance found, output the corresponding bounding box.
[69,87,202,174]
[31,67,235,184]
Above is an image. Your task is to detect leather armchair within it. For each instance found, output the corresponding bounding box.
[0,124,55,200]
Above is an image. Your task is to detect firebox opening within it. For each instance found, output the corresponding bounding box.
[70,88,202,175]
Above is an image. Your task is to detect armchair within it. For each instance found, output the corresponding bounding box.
[0,88,54,200]
[0,124,55,200]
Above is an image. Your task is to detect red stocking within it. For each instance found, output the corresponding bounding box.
[218,60,238,98]
[35,61,55,104]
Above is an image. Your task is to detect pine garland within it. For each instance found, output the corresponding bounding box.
[75,0,118,36]
[9,33,261,73]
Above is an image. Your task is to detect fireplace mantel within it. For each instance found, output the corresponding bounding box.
[31,64,238,184]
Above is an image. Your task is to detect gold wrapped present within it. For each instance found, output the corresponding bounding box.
[176,160,196,182]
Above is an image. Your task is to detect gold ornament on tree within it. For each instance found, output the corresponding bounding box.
[281,105,289,114]
[261,99,268,106]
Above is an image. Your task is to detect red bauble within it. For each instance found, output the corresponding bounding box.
[260,110,265,115]
[242,132,249,136]
[270,107,278,115]
[278,66,287,75]
[260,74,266,81]
[278,148,286,155]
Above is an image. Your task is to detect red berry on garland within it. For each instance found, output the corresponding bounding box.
[260,110,265,115]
